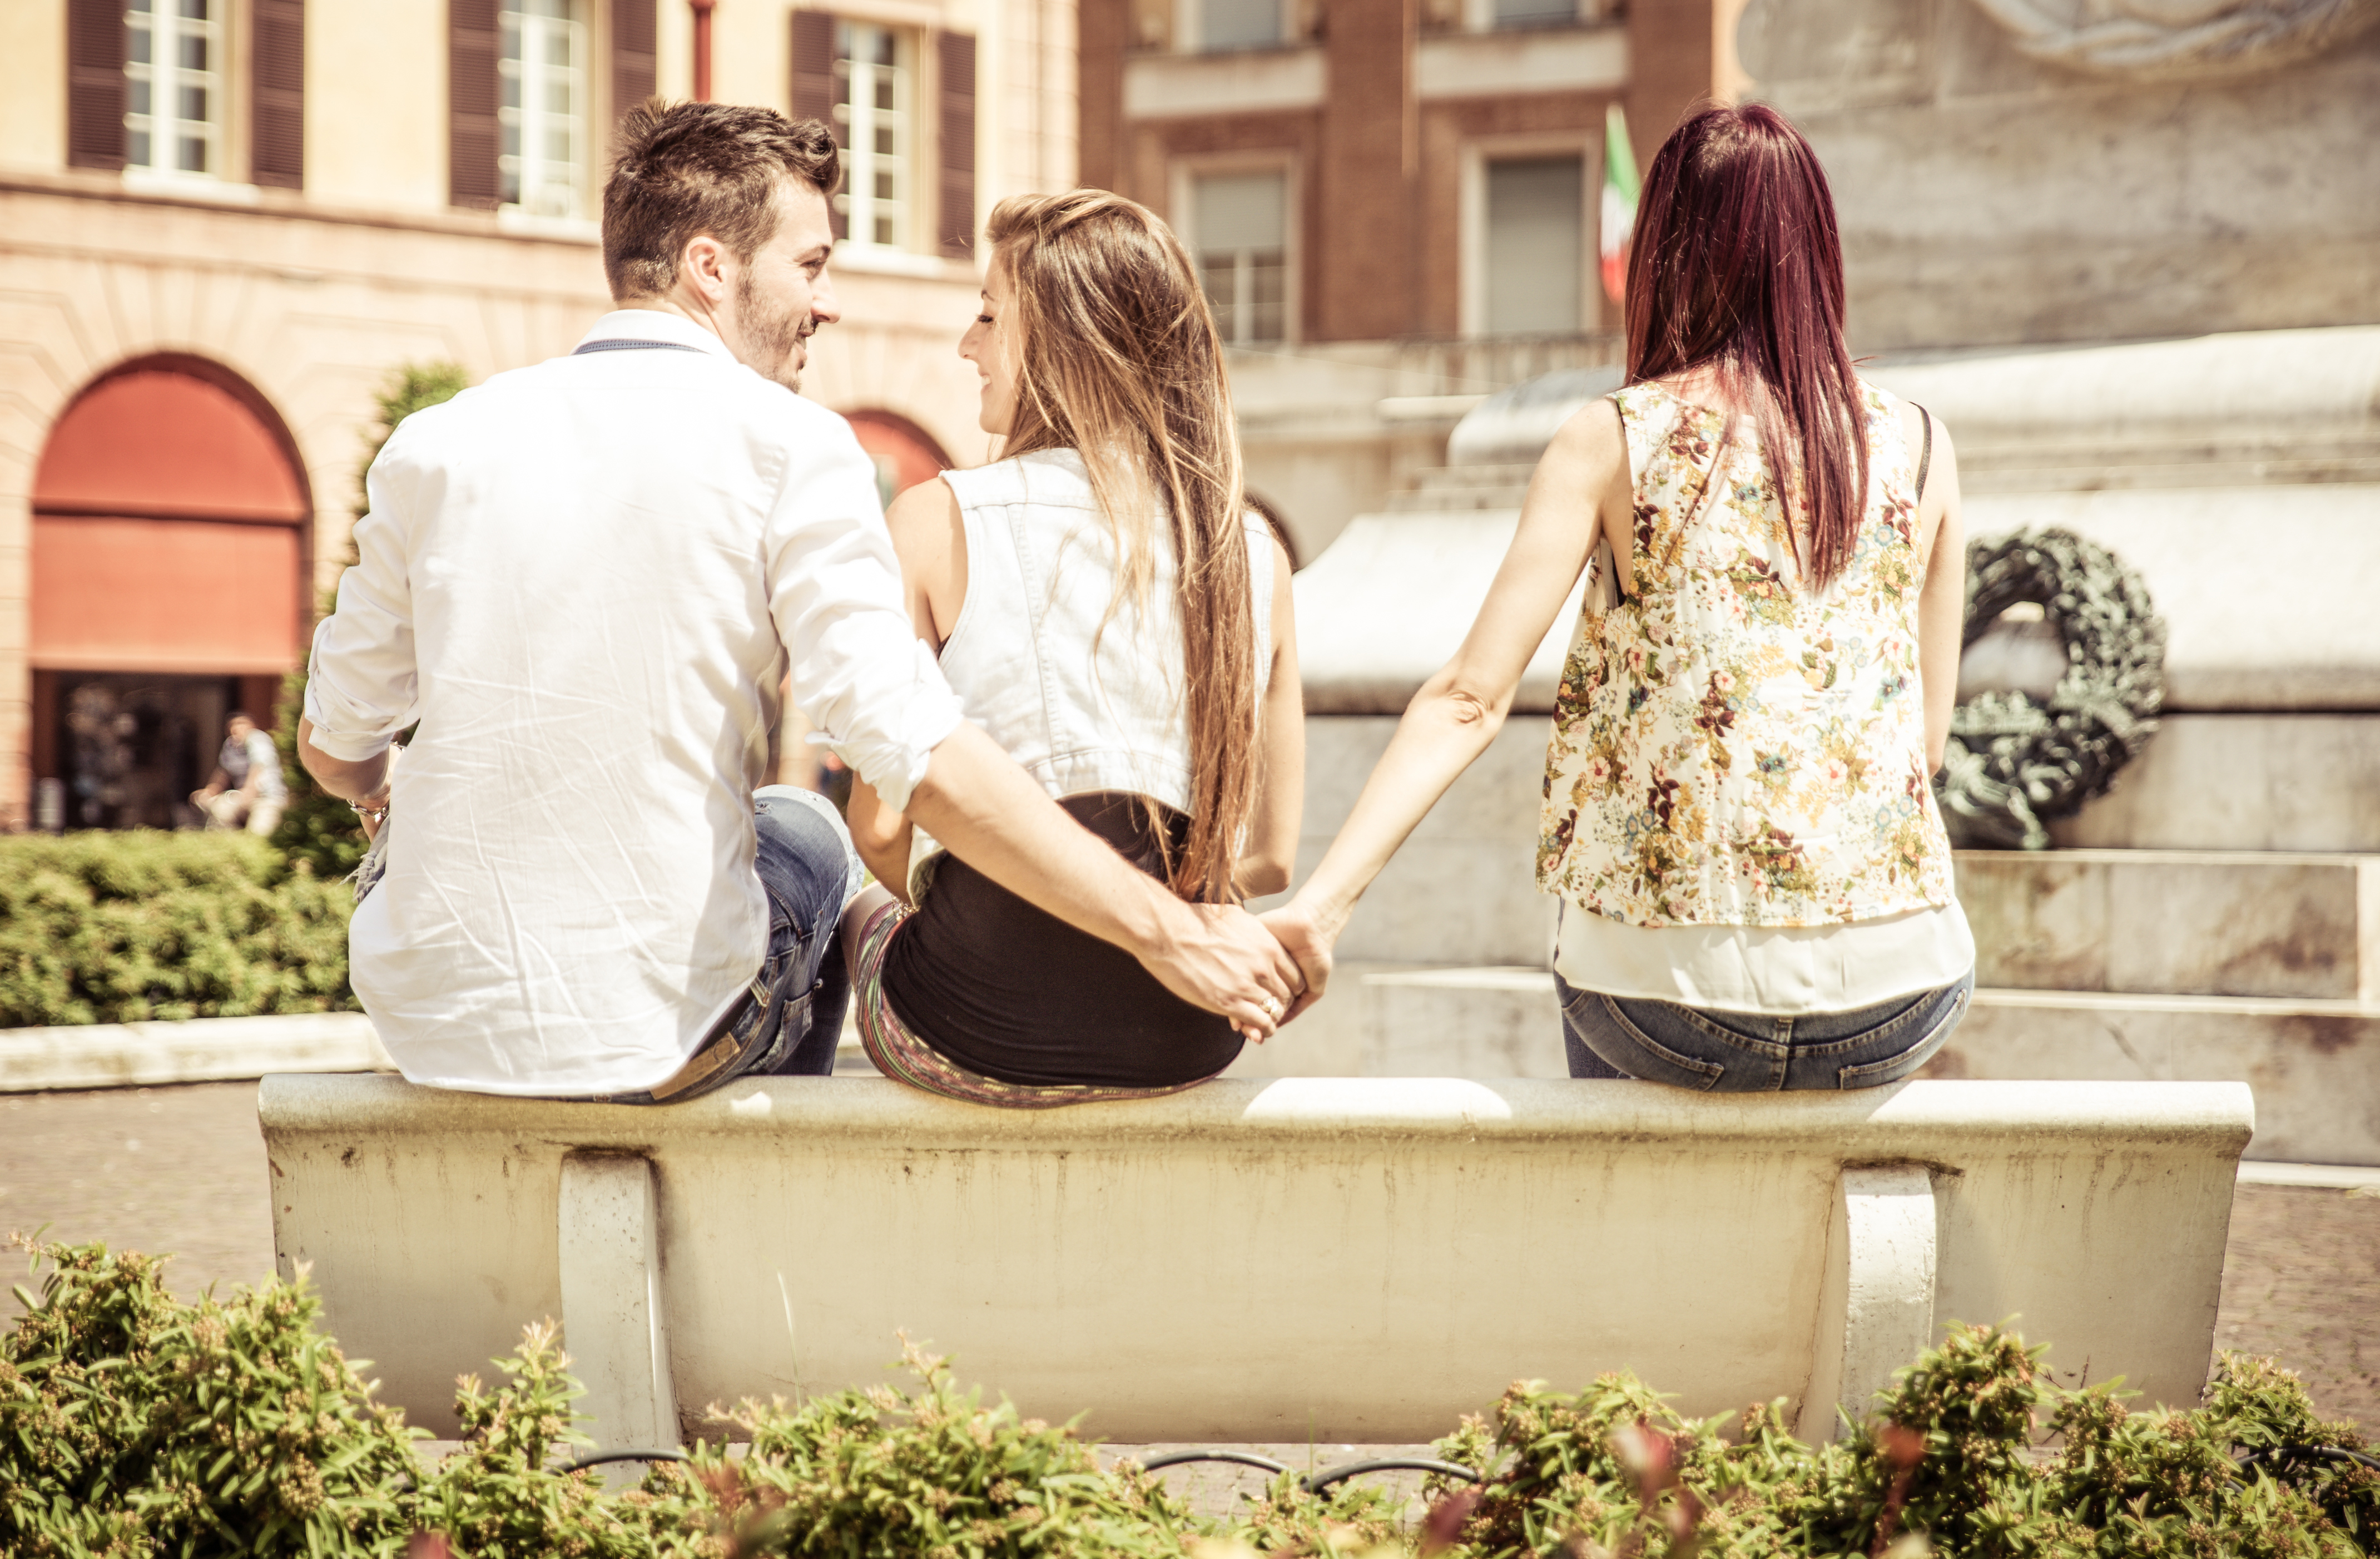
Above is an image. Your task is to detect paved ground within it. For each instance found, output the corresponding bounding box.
[6,1082,2377,1447]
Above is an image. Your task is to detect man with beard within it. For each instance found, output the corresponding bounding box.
[294,102,1300,1102]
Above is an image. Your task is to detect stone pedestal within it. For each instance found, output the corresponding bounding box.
[1241,325,2380,1166]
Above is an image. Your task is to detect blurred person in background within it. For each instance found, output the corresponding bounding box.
[1264,104,1975,1091]
[192,711,286,836]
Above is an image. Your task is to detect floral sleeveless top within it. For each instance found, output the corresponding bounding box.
[1535,380,1956,928]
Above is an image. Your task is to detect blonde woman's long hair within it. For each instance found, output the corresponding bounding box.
[985,189,1259,905]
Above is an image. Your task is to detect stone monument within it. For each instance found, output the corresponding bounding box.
[1234,8,2380,1166]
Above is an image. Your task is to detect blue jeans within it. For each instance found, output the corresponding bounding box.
[1557,967,1974,1091]
[603,785,862,1103]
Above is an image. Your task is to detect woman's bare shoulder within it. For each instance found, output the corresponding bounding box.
[1543,393,1629,473]
[1892,394,1959,464]
[885,476,963,556]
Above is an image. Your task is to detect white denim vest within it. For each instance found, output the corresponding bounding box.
[905,448,1273,898]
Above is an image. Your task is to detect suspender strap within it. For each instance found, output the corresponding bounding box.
[572,339,709,354]
[1914,403,1934,503]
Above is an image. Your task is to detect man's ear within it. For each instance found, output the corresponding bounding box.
[679,233,730,304]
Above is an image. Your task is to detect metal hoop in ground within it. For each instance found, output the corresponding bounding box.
[1934,527,2166,850]
[1129,1449,1485,1493]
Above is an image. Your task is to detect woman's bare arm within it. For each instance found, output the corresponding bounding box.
[1261,400,1627,1014]
[840,477,971,898]
[1909,409,1965,773]
[1235,538,1304,899]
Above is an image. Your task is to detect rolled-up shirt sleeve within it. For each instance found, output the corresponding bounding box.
[303,426,423,762]
[766,413,965,814]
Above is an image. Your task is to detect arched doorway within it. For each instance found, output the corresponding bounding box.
[845,409,953,508]
[29,358,311,829]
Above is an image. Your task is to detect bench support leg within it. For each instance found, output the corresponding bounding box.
[1798,1164,1938,1443]
[558,1152,680,1459]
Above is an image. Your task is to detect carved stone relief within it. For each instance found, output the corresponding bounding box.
[1966,0,2380,79]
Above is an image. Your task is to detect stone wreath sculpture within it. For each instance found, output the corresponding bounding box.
[1965,0,2380,80]
[1932,528,2167,852]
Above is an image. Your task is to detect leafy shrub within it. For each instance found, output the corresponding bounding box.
[0,832,354,1026]
[3,1240,2373,1558]
[0,1241,419,1556]
[1431,1322,2377,1558]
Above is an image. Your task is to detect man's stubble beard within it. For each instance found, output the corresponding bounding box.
[737,268,816,393]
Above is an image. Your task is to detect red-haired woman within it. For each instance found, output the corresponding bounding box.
[1267,104,1975,1090]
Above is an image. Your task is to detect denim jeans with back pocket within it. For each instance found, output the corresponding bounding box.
[1557,967,1974,1091]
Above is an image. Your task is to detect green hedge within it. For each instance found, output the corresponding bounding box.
[3,1238,2373,1558]
[0,832,355,1027]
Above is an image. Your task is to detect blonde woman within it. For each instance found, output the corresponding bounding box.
[836,190,1304,1106]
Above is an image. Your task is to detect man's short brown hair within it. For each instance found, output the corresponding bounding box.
[603,101,840,300]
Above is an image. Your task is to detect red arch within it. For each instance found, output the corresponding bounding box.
[31,356,311,679]
[845,409,953,504]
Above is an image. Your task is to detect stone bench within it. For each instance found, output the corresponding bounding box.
[257,1075,2252,1451]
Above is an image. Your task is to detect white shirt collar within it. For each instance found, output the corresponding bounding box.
[574,308,739,361]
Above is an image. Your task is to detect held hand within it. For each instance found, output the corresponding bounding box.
[1138,901,1304,1043]
[1258,899,1336,1024]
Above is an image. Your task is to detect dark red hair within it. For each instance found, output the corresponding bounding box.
[1624,103,1867,590]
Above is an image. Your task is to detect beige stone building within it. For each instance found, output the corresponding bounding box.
[1,0,1075,832]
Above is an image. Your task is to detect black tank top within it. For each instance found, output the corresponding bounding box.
[877,792,1247,1088]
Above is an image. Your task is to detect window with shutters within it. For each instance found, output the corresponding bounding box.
[125,0,227,179]
[499,0,591,218]
[1189,169,1290,345]
[832,22,911,250]
[1192,0,1286,51]
[1481,154,1584,334]
[252,0,305,189]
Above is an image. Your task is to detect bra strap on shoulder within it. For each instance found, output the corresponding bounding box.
[1913,402,1934,504]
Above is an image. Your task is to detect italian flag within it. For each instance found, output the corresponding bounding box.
[1600,102,1640,306]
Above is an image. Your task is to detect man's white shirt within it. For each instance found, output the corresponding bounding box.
[304,310,964,1095]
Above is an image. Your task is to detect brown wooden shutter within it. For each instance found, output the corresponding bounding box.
[450,0,502,209]
[252,0,305,189]
[612,0,656,123]
[67,0,127,172]
[936,32,975,260]
[789,9,845,240]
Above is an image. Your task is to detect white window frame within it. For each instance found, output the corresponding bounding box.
[1458,132,1599,339]
[500,0,592,220]
[1171,155,1300,347]
[125,0,229,182]
[1177,0,1291,52]
[1461,0,1584,29]
[834,20,917,252]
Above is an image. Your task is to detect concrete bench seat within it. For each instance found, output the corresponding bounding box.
[258,1075,2251,1451]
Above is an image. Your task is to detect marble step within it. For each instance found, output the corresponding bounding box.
[1222,964,2380,1166]
[1277,717,2380,978]
[2050,714,2380,854]
[1955,848,2378,1002]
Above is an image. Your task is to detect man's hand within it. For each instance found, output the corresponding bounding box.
[298,716,391,803]
[1141,902,1304,1043]
[1258,900,1335,1024]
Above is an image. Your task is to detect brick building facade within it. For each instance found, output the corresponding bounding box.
[1075,0,1743,557]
